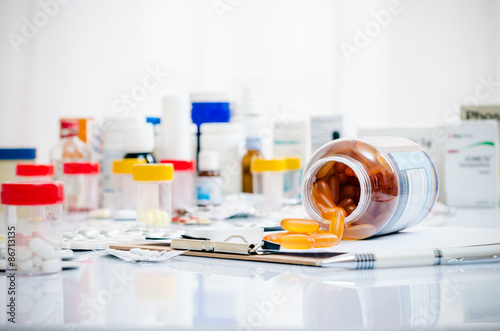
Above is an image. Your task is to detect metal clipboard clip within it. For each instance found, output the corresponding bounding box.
[171,235,263,255]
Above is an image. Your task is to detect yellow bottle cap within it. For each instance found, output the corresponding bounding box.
[133,164,174,181]
[113,159,146,174]
[251,158,286,173]
[285,157,301,170]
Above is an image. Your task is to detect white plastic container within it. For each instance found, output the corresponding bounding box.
[1,181,64,275]
[158,95,193,160]
[133,164,173,226]
[102,116,142,208]
[16,164,54,181]
[197,150,223,206]
[200,122,245,195]
[63,162,99,216]
[160,159,196,211]
[112,159,145,220]
[251,158,286,211]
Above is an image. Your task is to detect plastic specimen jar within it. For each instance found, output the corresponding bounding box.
[132,163,173,226]
[16,164,54,181]
[251,158,286,211]
[112,159,146,220]
[284,157,302,204]
[301,137,438,239]
[63,162,99,214]
[160,159,196,211]
[1,181,64,275]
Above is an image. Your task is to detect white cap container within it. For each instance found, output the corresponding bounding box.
[124,122,155,154]
[200,122,245,195]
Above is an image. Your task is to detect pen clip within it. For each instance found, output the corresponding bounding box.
[446,254,500,265]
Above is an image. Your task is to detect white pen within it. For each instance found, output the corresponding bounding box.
[319,244,500,269]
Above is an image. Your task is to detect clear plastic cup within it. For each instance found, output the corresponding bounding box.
[251,158,286,211]
[63,162,99,218]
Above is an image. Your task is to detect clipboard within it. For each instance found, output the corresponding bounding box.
[109,241,343,267]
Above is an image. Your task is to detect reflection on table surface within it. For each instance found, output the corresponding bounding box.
[2,250,500,330]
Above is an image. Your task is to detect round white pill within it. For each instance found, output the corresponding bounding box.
[64,234,85,241]
[29,237,56,260]
[61,249,74,259]
[17,246,33,261]
[33,255,42,267]
[41,259,61,273]
[33,231,58,247]
[78,228,98,238]
[17,258,34,272]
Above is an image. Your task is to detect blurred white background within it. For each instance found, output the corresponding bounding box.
[1,0,500,161]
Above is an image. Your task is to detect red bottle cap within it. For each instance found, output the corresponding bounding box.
[63,162,99,174]
[16,164,54,177]
[1,181,64,205]
[160,159,195,172]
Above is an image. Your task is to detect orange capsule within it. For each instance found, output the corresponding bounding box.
[343,224,377,240]
[316,161,335,179]
[281,218,320,233]
[333,162,346,174]
[328,175,340,205]
[311,232,339,248]
[345,204,357,216]
[316,180,334,205]
[280,234,315,249]
[328,208,345,240]
[316,193,334,208]
[337,173,348,185]
[315,201,328,211]
[339,185,356,201]
[320,207,346,220]
[345,166,356,177]
[338,198,355,210]
[263,232,287,244]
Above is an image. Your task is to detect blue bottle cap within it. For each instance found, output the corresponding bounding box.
[146,117,161,126]
[0,148,36,160]
[191,102,231,127]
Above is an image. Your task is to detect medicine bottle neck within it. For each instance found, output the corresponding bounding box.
[199,170,220,177]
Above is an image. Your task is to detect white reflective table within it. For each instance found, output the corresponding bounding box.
[2,207,500,330]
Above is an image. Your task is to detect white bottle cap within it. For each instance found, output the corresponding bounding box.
[123,122,155,153]
[198,150,219,171]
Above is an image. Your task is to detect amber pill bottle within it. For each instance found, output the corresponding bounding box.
[301,137,439,239]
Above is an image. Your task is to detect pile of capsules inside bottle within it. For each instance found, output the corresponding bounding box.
[264,160,376,248]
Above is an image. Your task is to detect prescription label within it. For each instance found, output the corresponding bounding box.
[378,151,438,235]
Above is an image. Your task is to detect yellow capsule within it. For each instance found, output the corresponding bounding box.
[328,208,345,240]
[320,207,346,220]
[280,234,315,249]
[263,232,287,244]
[343,224,377,240]
[311,231,339,248]
[281,218,320,234]
[316,161,335,179]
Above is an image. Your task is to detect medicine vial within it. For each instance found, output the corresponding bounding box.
[133,163,173,226]
[251,158,286,211]
[1,181,64,275]
[160,159,196,212]
[50,119,90,180]
[63,162,99,218]
[112,159,146,220]
[242,137,262,193]
[16,164,54,181]
[197,150,223,206]
[301,137,438,239]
